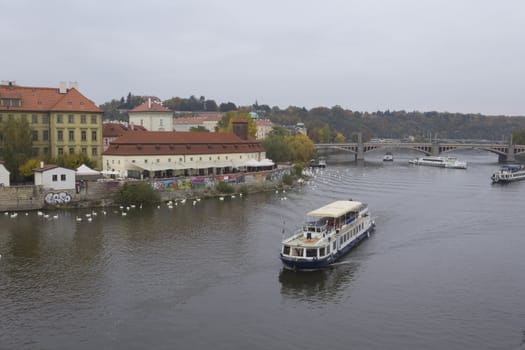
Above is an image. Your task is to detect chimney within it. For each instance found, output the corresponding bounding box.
[69,81,79,90]
[148,97,152,109]
[232,118,248,140]
[40,161,44,169]
[59,81,67,93]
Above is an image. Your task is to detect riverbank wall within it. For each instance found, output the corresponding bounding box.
[0,167,293,212]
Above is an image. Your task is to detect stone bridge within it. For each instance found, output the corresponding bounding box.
[315,135,525,162]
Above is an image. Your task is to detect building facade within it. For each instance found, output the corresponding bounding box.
[0,161,9,186]
[128,98,173,131]
[0,81,103,168]
[102,122,146,151]
[102,122,266,179]
[33,164,76,190]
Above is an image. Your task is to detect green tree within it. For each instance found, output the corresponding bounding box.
[0,117,33,182]
[114,182,160,205]
[189,126,210,132]
[512,130,525,144]
[261,134,291,162]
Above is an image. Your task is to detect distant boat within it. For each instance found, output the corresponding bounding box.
[408,156,467,169]
[491,164,525,183]
[309,157,327,168]
[383,152,394,161]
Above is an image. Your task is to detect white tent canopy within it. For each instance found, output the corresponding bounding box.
[259,158,275,166]
[76,164,100,175]
[243,159,261,167]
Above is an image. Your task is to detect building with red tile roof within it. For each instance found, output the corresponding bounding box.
[129,98,173,131]
[102,122,267,178]
[0,81,103,168]
[102,122,147,151]
[173,111,225,132]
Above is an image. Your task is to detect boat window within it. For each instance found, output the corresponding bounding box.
[306,249,317,258]
[292,248,304,257]
[340,237,344,245]
[326,245,330,254]
[283,246,290,255]
[333,242,336,250]
[319,247,325,256]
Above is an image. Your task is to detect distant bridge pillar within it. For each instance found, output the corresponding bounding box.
[431,142,440,156]
[356,132,364,161]
[506,143,515,162]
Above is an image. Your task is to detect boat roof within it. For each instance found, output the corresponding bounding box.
[307,200,363,218]
[501,164,523,170]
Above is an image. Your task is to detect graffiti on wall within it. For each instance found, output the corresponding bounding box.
[150,175,247,191]
[45,192,72,204]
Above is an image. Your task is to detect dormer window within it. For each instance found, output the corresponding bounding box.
[1,98,21,107]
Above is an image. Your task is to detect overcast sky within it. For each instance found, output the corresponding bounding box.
[2,0,524,115]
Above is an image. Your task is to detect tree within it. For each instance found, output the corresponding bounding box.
[189,126,209,132]
[219,102,237,112]
[52,153,97,170]
[19,158,40,179]
[217,111,257,137]
[286,134,316,163]
[0,117,33,182]
[512,130,525,144]
[262,134,291,162]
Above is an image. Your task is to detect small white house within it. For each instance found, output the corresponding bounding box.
[0,161,10,187]
[33,164,76,190]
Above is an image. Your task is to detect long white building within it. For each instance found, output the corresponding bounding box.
[102,120,267,179]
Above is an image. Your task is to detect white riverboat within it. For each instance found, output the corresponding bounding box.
[408,156,467,169]
[383,152,394,161]
[309,157,327,168]
[280,200,375,270]
[491,164,525,183]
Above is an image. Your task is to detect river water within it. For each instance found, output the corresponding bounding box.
[1,150,524,350]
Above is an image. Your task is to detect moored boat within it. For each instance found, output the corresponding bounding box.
[280,200,375,270]
[309,157,327,168]
[383,152,394,161]
[491,164,525,183]
[408,156,467,169]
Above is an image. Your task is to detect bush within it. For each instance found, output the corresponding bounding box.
[216,181,234,194]
[114,182,160,205]
[282,174,294,186]
[239,185,249,196]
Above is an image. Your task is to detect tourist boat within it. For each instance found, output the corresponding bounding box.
[280,200,375,270]
[408,156,467,169]
[491,164,525,183]
[383,152,394,161]
[309,157,327,168]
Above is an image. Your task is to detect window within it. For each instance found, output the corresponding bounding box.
[81,130,87,141]
[21,115,27,122]
[43,130,49,141]
[80,115,86,124]
[69,147,75,154]
[42,115,49,123]
[32,130,38,141]
[190,157,193,161]
[156,159,160,163]
[32,148,39,156]
[140,120,144,126]
[57,114,63,123]
[43,147,49,155]
[81,148,87,155]
[91,130,97,141]
[91,115,97,124]
[68,115,74,123]
[58,148,64,156]
[32,115,38,124]
[91,147,97,156]
[61,174,66,181]
[144,159,148,163]
[52,175,58,181]
[57,130,63,141]
[69,130,75,141]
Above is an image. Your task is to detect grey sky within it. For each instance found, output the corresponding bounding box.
[2,0,524,115]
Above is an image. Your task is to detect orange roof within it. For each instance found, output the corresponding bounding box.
[173,117,207,125]
[129,100,171,113]
[0,83,101,113]
[104,131,264,156]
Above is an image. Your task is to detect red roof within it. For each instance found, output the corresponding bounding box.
[32,164,59,172]
[0,84,101,113]
[103,123,147,137]
[129,100,171,113]
[104,131,264,156]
